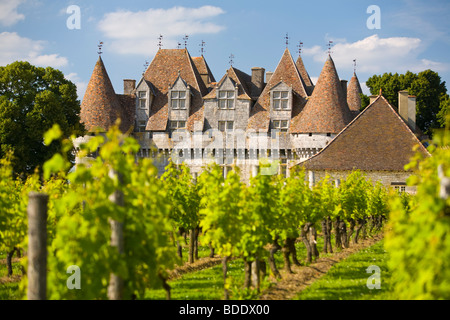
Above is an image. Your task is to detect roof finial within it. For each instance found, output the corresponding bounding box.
[327,40,333,55]
[379,88,382,96]
[183,34,189,49]
[97,41,103,56]
[199,40,206,55]
[229,53,234,66]
[157,34,163,49]
[142,60,149,76]
[297,41,304,57]
[285,33,290,48]
[353,59,357,74]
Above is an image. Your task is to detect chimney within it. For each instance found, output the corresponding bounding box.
[266,71,273,84]
[251,67,265,97]
[408,95,416,132]
[340,80,348,101]
[398,90,416,132]
[398,90,409,123]
[123,79,136,95]
[369,95,378,104]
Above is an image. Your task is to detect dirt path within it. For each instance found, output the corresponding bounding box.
[259,233,384,300]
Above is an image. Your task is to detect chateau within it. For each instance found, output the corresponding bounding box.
[77,46,429,188]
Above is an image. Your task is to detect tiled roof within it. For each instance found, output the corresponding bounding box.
[144,49,208,132]
[80,56,128,133]
[247,48,308,132]
[192,55,216,88]
[292,55,352,134]
[299,95,430,171]
[295,55,314,95]
[203,67,252,100]
[347,72,362,117]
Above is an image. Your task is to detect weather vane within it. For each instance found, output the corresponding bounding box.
[200,40,206,55]
[229,53,234,66]
[157,34,163,49]
[327,40,334,55]
[183,34,189,49]
[142,60,149,76]
[97,41,103,56]
[353,59,357,73]
[297,41,304,56]
[177,42,182,49]
[285,33,289,48]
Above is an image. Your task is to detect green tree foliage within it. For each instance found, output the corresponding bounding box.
[365,70,447,135]
[0,61,85,176]
[385,123,450,299]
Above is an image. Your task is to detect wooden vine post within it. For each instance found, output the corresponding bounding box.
[107,169,124,300]
[27,192,49,300]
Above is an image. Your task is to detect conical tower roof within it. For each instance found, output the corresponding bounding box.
[295,55,314,95]
[347,72,363,115]
[293,55,352,134]
[80,56,124,132]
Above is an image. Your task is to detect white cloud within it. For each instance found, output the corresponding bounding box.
[0,32,68,68]
[304,34,449,75]
[0,0,25,26]
[98,6,226,56]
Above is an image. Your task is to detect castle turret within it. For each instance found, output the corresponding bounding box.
[347,72,363,118]
[80,56,125,132]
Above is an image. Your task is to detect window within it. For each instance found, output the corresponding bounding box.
[138,91,147,109]
[171,91,187,109]
[169,120,186,129]
[218,90,235,109]
[137,120,147,132]
[273,120,289,132]
[218,121,234,132]
[391,182,406,193]
[273,91,289,110]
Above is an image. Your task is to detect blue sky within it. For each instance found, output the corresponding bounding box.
[1,0,450,99]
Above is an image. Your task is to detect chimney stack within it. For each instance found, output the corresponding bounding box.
[251,67,265,97]
[266,71,273,84]
[398,90,416,132]
[123,79,136,95]
[340,80,348,101]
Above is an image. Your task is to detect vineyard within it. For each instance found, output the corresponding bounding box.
[0,123,449,300]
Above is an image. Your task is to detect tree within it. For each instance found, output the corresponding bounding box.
[0,61,85,176]
[365,70,447,135]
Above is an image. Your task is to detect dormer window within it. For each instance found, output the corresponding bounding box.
[273,91,289,110]
[270,82,292,111]
[171,91,187,109]
[218,120,234,132]
[218,90,235,109]
[273,120,289,132]
[169,120,186,129]
[138,91,147,109]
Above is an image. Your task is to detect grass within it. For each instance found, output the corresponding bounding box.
[295,240,393,300]
[144,235,331,300]
[0,252,23,300]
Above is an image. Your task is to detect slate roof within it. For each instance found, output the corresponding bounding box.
[247,48,308,132]
[144,48,208,132]
[295,55,314,95]
[299,95,430,171]
[80,56,133,133]
[347,72,362,118]
[203,66,252,100]
[292,55,352,134]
